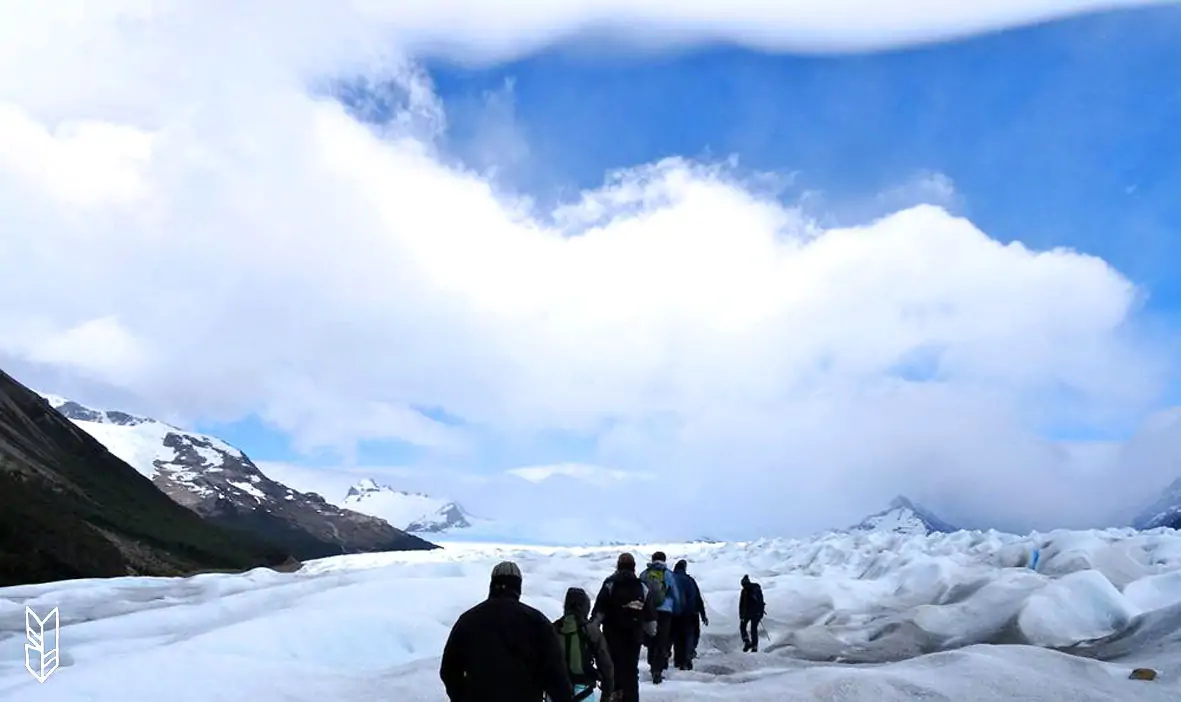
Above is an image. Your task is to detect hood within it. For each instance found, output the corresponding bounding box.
[563,587,591,621]
[647,560,669,572]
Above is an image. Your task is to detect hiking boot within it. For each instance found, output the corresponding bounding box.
[652,670,663,685]
[685,660,694,671]
[742,642,752,652]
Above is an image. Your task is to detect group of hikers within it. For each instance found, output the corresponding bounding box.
[439,551,767,702]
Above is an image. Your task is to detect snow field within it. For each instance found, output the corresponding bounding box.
[2,529,1181,700]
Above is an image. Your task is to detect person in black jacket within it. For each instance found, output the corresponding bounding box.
[670,559,708,670]
[591,552,657,702]
[738,574,765,653]
[440,561,574,702]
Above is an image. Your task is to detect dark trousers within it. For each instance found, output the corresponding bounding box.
[647,611,673,673]
[740,617,762,651]
[605,631,641,702]
[671,615,698,668]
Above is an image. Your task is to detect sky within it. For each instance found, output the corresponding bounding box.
[2,1,1181,540]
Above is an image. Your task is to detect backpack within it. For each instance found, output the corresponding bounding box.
[644,567,670,608]
[748,583,765,618]
[601,575,648,642]
[555,615,598,687]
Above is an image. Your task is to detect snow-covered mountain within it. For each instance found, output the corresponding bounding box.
[1,371,296,586]
[342,479,475,534]
[336,477,654,545]
[849,496,960,536]
[38,394,438,559]
[1131,477,1181,530]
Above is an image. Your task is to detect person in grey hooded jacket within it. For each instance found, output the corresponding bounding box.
[552,587,616,701]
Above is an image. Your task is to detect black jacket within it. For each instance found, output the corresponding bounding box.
[440,588,574,702]
[591,570,657,643]
[738,582,765,622]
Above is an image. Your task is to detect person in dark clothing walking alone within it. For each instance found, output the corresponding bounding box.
[552,586,616,701]
[592,553,656,702]
[670,559,708,670]
[441,561,574,702]
[738,574,765,653]
[638,551,681,684]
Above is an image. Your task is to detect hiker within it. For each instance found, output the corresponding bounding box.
[670,559,708,670]
[638,551,681,683]
[738,574,765,653]
[592,552,657,702]
[440,561,574,702]
[552,587,617,702]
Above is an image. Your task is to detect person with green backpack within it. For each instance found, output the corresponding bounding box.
[551,587,617,701]
[637,551,682,684]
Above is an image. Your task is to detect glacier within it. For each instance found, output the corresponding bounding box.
[3,526,1181,700]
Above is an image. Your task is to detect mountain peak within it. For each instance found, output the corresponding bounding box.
[407,501,472,533]
[851,495,959,536]
[1132,477,1181,530]
[345,478,383,498]
[37,393,158,428]
[342,479,473,534]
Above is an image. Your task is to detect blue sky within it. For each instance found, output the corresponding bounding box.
[199,5,1181,471]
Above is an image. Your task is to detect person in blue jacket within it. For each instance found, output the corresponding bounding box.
[638,551,681,684]
[670,559,708,670]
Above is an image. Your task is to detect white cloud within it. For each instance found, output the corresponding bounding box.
[507,462,653,485]
[1,2,1178,538]
[351,0,1161,61]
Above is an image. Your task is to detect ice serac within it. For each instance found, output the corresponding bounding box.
[46,395,439,559]
[1132,477,1181,530]
[0,369,291,586]
[850,495,960,536]
[342,479,473,534]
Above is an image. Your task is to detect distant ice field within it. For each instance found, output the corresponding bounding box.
[4,528,1181,700]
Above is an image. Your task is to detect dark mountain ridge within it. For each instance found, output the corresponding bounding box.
[0,368,292,587]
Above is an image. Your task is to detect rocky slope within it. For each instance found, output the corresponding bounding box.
[42,395,438,559]
[849,496,961,536]
[0,369,293,586]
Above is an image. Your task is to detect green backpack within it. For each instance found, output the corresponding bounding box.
[556,615,598,688]
[644,568,669,608]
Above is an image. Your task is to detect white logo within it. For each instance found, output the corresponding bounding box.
[24,606,60,683]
